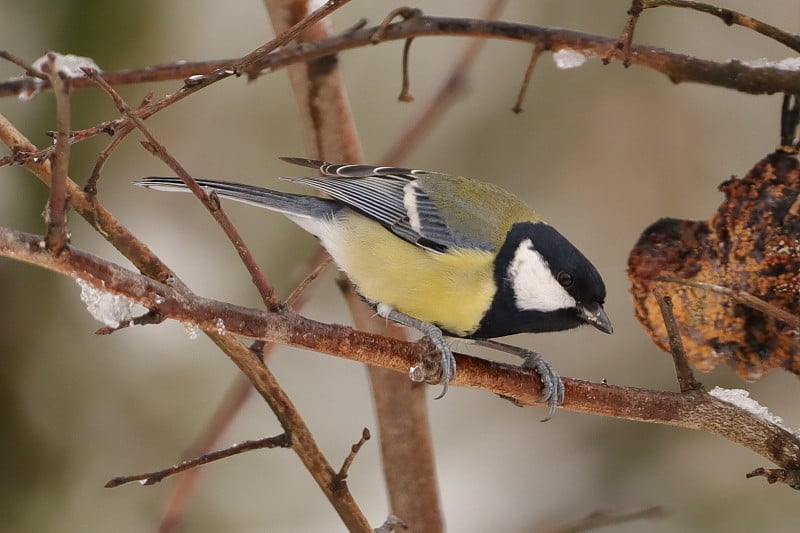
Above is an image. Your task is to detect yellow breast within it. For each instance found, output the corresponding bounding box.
[324,212,496,337]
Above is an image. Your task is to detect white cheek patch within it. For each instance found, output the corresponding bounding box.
[507,239,576,312]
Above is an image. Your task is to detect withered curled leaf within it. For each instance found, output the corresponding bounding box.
[628,148,800,380]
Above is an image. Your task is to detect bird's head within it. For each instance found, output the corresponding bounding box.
[476,222,612,338]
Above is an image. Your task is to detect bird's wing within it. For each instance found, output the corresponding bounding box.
[281,157,491,253]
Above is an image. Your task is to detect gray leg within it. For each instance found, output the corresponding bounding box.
[472,339,564,421]
[377,304,455,399]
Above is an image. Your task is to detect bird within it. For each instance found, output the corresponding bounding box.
[136,157,612,419]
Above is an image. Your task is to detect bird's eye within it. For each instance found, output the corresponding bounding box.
[557,271,574,288]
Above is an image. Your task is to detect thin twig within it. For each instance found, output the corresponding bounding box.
[381,0,508,164]
[158,373,255,533]
[285,248,332,307]
[605,0,644,67]
[536,506,666,533]
[42,53,71,254]
[85,69,283,312]
[371,7,422,44]
[512,43,544,113]
[105,433,291,488]
[332,428,371,495]
[234,0,353,77]
[642,0,800,53]
[2,11,800,105]
[657,276,800,330]
[0,50,47,79]
[653,290,702,393]
[85,93,152,195]
[397,38,415,102]
[746,467,800,490]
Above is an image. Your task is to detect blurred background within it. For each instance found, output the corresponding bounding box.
[1,1,799,531]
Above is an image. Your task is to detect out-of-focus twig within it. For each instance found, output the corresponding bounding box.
[642,0,800,53]
[42,53,71,254]
[536,505,666,533]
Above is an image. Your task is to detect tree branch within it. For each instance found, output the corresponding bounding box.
[2,225,798,480]
[2,12,799,102]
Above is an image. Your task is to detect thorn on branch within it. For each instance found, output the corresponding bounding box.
[105,433,292,488]
[512,43,544,113]
[332,428,371,496]
[746,467,800,490]
[653,289,703,393]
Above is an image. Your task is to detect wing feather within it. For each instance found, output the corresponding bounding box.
[281,158,490,252]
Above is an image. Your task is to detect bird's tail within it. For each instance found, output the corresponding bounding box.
[135,177,339,220]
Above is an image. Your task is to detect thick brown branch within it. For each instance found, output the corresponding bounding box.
[2,225,799,478]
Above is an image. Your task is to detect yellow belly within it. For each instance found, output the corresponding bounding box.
[325,212,496,337]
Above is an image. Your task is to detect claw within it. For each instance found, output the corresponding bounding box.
[472,339,565,421]
[521,351,564,422]
[380,305,456,397]
[431,341,456,400]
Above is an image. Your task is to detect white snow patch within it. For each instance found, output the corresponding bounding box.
[184,322,201,340]
[553,49,587,69]
[76,278,137,328]
[16,52,100,101]
[32,52,100,78]
[740,57,800,71]
[709,387,797,435]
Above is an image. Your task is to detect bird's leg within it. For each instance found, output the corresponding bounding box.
[472,339,564,421]
[376,304,455,399]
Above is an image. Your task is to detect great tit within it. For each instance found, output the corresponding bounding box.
[137,158,612,418]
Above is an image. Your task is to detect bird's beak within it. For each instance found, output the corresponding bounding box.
[579,302,613,334]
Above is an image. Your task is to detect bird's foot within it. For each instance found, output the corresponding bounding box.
[378,305,455,398]
[520,350,564,422]
[471,339,564,421]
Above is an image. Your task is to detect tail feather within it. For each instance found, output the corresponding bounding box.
[135,177,339,220]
